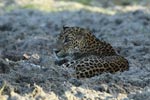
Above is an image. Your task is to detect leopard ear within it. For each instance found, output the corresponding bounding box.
[63,26,70,30]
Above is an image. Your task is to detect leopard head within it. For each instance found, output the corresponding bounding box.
[54,26,93,58]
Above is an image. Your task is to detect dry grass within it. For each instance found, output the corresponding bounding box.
[1,0,149,15]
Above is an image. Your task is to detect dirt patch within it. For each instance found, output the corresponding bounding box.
[0,8,150,100]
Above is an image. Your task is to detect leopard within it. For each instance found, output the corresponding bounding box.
[54,26,129,78]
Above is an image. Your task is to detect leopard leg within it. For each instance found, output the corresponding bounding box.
[62,60,76,68]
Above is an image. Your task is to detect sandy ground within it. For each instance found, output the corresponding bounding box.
[0,1,150,100]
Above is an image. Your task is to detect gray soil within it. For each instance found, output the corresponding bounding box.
[0,7,150,100]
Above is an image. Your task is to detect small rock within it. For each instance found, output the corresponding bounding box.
[0,58,10,73]
[93,84,108,92]
[75,91,84,98]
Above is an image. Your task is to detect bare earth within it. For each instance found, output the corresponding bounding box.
[0,2,150,100]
